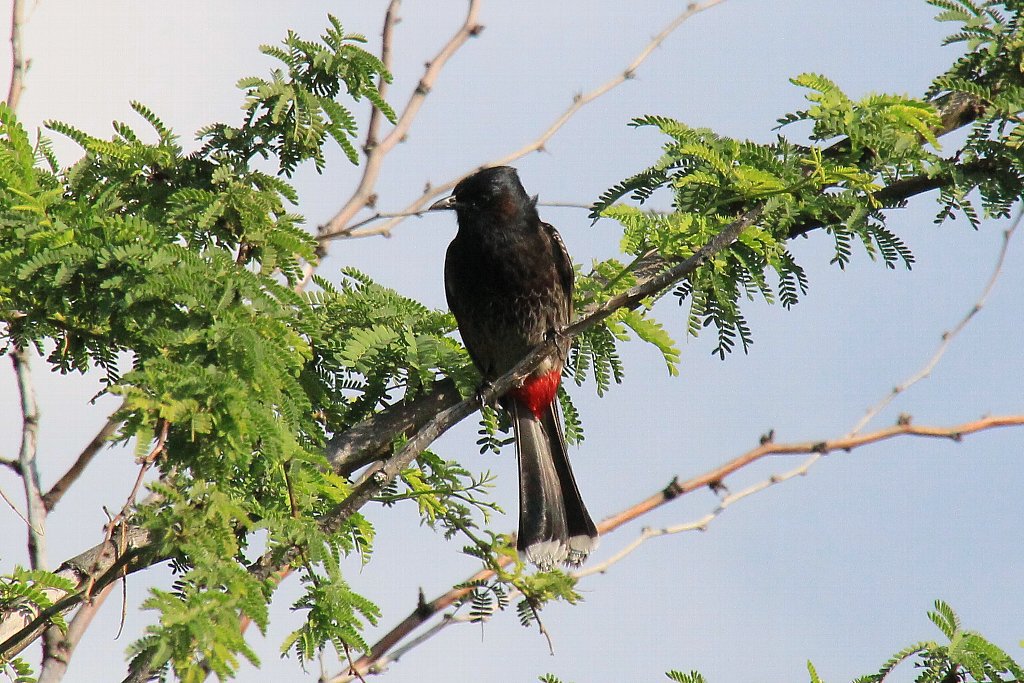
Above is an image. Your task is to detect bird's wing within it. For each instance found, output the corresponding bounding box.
[542,221,575,321]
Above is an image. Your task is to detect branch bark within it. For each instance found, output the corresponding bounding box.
[11,348,46,571]
[5,0,23,109]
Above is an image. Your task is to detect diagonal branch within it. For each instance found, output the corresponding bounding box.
[320,0,728,241]
[847,209,1020,436]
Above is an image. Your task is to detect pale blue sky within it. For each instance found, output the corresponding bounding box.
[1,2,1022,682]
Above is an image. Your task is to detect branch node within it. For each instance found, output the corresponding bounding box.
[811,441,828,454]
[661,476,681,500]
[468,23,484,37]
[708,479,727,496]
[415,587,429,617]
[897,413,912,426]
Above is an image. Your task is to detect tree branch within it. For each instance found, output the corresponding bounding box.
[320,0,728,241]
[328,414,1024,681]
[364,0,400,157]
[36,584,115,683]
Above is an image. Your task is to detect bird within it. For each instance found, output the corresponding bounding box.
[430,166,598,569]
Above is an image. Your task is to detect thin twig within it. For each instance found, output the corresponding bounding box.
[83,420,169,600]
[0,483,32,527]
[364,0,399,156]
[326,0,728,241]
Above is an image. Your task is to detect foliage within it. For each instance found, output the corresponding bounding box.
[589,0,1024,359]
[849,599,1024,683]
[2,2,1024,681]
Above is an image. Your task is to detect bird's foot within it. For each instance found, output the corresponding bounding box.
[545,326,568,361]
[475,379,495,407]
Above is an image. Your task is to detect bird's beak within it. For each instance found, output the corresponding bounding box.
[428,194,458,211]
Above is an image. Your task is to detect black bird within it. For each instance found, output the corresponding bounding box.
[430,166,598,568]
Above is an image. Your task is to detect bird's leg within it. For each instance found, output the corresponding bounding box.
[545,326,568,362]
[475,378,495,407]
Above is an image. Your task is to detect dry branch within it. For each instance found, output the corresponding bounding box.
[329,414,1024,681]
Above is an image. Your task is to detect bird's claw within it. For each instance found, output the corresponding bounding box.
[545,327,568,361]
[475,379,494,407]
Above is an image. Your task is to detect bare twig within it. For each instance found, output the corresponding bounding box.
[12,348,47,570]
[5,0,24,109]
[364,0,399,156]
[325,0,728,241]
[328,414,1024,681]
[43,403,125,512]
[313,0,482,243]
[82,421,168,598]
[0,483,31,527]
[848,210,1021,436]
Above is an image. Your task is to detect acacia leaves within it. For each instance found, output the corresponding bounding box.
[592,1,1024,359]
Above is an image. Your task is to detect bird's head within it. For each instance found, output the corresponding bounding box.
[429,166,536,224]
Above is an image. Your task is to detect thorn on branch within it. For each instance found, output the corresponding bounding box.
[468,23,484,37]
[759,429,775,445]
[897,413,912,426]
[661,476,681,500]
[708,479,727,496]
[416,587,429,617]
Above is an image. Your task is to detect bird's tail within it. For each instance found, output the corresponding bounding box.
[507,396,598,569]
